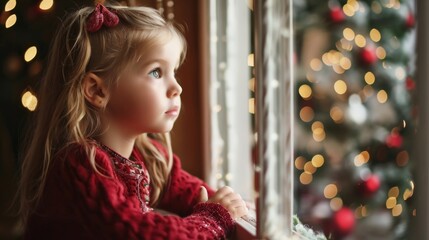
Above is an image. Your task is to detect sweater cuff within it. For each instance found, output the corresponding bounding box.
[192,202,235,237]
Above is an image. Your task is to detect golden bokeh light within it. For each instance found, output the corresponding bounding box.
[295,156,306,170]
[5,14,17,28]
[311,154,325,168]
[39,0,54,11]
[355,34,367,48]
[330,197,343,211]
[24,46,38,62]
[299,84,312,99]
[364,71,376,85]
[304,162,317,174]
[386,197,397,209]
[392,204,403,217]
[343,28,356,41]
[310,58,323,71]
[370,28,381,42]
[300,106,314,122]
[330,106,344,123]
[300,172,313,185]
[21,91,38,111]
[334,80,347,95]
[388,187,400,198]
[324,184,338,199]
[396,151,409,167]
[377,90,388,103]
[5,0,16,11]
[376,46,386,59]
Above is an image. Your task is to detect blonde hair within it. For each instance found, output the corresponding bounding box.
[18,5,187,223]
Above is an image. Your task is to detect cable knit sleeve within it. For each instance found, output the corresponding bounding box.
[152,141,218,217]
[47,146,234,240]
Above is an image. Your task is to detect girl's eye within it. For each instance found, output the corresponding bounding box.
[149,68,161,79]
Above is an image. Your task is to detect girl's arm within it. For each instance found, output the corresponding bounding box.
[52,146,234,239]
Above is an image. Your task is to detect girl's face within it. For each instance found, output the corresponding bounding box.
[105,35,183,135]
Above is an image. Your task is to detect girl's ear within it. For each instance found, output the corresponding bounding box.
[82,73,109,108]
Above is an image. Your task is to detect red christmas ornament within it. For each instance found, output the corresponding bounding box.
[386,132,403,148]
[329,6,346,23]
[406,77,416,90]
[359,174,381,197]
[360,47,377,66]
[406,13,415,28]
[332,207,355,236]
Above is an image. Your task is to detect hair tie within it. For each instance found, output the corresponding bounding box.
[86,3,119,33]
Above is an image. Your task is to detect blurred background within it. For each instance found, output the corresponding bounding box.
[0,0,419,239]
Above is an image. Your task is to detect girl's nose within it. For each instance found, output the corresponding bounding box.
[167,78,182,98]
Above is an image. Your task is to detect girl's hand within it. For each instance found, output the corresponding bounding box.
[199,186,249,220]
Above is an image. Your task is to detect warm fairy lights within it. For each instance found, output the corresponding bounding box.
[364,71,376,85]
[324,184,338,199]
[299,84,312,99]
[24,46,38,62]
[5,14,17,28]
[39,0,54,11]
[21,91,38,111]
[377,90,388,103]
[370,28,382,42]
[4,0,16,11]
[299,106,314,122]
[334,80,347,95]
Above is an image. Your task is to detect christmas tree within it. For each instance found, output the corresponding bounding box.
[293,0,416,239]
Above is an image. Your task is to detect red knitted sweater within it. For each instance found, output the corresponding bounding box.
[24,141,234,239]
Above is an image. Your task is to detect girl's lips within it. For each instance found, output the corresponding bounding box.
[165,106,180,116]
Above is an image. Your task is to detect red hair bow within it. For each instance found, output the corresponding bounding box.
[86,3,119,33]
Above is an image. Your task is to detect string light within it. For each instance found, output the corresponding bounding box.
[5,14,17,28]
[355,205,368,218]
[376,46,387,59]
[354,151,370,166]
[39,0,54,11]
[330,106,344,123]
[377,90,388,103]
[339,57,352,70]
[304,162,317,174]
[396,151,409,167]
[354,34,367,48]
[364,71,376,85]
[24,46,37,62]
[334,80,347,95]
[299,84,312,99]
[324,184,338,199]
[386,197,397,209]
[312,121,326,142]
[311,154,325,168]
[392,204,403,216]
[310,58,323,71]
[295,156,306,170]
[330,197,343,211]
[4,0,16,11]
[343,28,355,41]
[300,172,313,185]
[299,106,314,122]
[370,28,382,42]
[21,91,38,111]
[371,1,383,14]
[388,187,400,198]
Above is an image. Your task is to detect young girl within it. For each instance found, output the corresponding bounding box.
[18,3,248,239]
